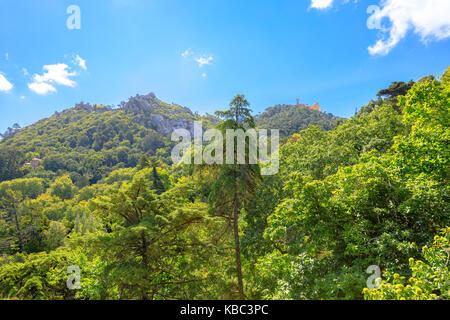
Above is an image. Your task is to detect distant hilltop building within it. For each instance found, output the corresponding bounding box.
[296,99,321,112]
[24,158,42,169]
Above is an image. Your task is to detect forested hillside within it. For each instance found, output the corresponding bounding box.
[0,68,448,300]
[0,93,337,185]
[256,104,340,138]
[0,93,218,185]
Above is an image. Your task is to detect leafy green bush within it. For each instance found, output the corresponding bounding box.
[364,228,450,300]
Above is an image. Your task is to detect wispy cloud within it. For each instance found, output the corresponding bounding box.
[181,48,193,58]
[74,54,87,70]
[5,53,8,61]
[182,48,214,77]
[195,56,213,67]
[0,73,13,92]
[367,0,450,55]
[310,0,334,9]
[28,63,77,95]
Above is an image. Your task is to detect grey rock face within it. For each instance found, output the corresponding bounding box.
[149,115,197,135]
[122,93,159,114]
[121,93,199,135]
[72,102,110,114]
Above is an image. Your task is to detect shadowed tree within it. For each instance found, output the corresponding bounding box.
[0,190,24,252]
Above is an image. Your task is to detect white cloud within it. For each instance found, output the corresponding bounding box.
[28,82,57,95]
[74,54,87,70]
[34,64,77,87]
[181,48,193,58]
[0,74,13,92]
[368,0,450,55]
[22,68,29,76]
[195,56,213,67]
[20,96,25,100]
[5,53,8,61]
[310,0,334,9]
[182,49,214,73]
[28,63,77,95]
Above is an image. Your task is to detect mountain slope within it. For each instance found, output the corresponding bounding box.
[0,93,218,184]
[0,94,342,184]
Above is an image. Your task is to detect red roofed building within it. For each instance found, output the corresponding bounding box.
[24,158,42,169]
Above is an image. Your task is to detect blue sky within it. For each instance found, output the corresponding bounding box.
[0,0,449,132]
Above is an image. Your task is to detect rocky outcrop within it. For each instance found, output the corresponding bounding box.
[120,93,205,135]
[148,115,197,135]
[73,102,111,113]
[121,93,157,114]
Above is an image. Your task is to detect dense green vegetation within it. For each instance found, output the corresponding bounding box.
[0,68,448,300]
[0,97,217,185]
[255,104,340,138]
[364,227,449,300]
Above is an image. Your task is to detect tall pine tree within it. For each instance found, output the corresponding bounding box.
[209,94,261,299]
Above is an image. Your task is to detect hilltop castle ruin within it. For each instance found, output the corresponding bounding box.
[296,99,320,112]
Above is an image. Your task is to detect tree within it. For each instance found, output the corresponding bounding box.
[364,228,450,300]
[0,146,24,182]
[92,170,221,299]
[151,166,166,195]
[49,175,77,200]
[0,190,24,252]
[395,71,449,181]
[44,221,67,251]
[0,178,48,253]
[0,246,103,300]
[377,81,415,100]
[0,123,21,139]
[209,94,261,299]
[254,69,449,300]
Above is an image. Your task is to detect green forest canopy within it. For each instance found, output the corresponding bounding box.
[0,67,448,300]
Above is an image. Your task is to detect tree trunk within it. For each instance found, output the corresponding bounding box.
[141,230,148,266]
[140,231,150,300]
[12,205,23,252]
[233,193,245,300]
